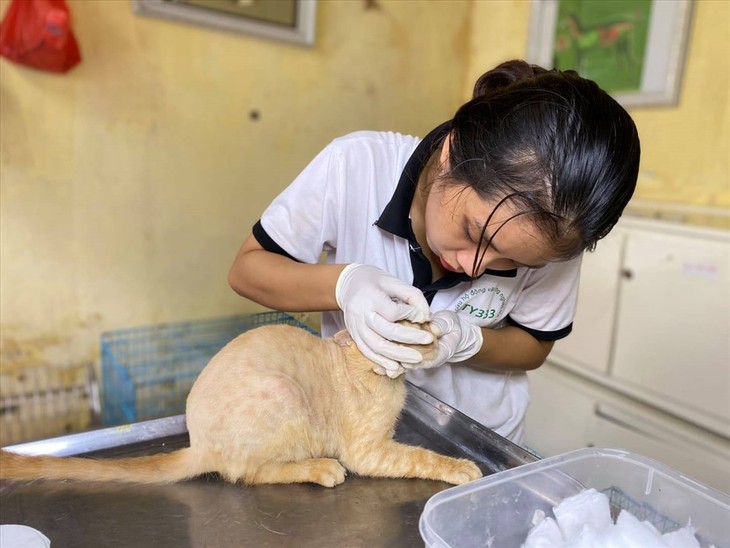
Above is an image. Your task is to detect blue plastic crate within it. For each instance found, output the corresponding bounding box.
[101,312,317,426]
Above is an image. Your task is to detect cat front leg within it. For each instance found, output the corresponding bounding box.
[342,440,482,485]
[242,458,347,488]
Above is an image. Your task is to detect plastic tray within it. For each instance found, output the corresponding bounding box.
[420,447,730,548]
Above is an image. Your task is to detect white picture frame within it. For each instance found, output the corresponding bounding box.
[526,0,693,107]
[132,0,317,47]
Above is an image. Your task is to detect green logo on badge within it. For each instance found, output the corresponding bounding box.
[459,303,497,319]
[453,285,507,320]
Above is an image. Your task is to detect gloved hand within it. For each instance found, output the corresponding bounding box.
[335,263,433,378]
[405,310,483,370]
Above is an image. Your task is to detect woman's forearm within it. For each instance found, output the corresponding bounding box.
[471,325,554,372]
[228,235,345,312]
[230,237,555,371]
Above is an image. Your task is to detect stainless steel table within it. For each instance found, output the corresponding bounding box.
[1,383,537,547]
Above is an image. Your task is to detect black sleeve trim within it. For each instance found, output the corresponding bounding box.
[252,220,301,262]
[506,316,573,341]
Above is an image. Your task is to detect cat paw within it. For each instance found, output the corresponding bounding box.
[441,459,483,485]
[309,458,347,488]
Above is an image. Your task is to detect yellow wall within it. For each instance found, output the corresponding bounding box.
[1,0,728,374]
[0,0,471,370]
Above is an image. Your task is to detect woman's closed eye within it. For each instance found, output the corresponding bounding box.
[462,221,477,244]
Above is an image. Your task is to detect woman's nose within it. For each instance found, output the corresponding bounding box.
[458,248,505,275]
[458,248,489,275]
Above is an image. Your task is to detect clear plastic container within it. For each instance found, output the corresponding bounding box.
[419,447,730,548]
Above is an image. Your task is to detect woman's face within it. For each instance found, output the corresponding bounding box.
[423,140,554,276]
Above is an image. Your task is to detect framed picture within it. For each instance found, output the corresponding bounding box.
[527,0,693,107]
[132,0,317,47]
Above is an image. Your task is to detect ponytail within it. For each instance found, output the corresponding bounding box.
[472,60,553,100]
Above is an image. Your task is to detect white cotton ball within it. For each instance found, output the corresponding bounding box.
[562,523,605,548]
[554,488,614,542]
[639,519,663,537]
[598,519,661,548]
[521,488,708,548]
[662,525,701,548]
[522,516,564,548]
[612,510,669,548]
[593,529,631,548]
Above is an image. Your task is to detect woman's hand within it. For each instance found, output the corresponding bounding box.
[335,264,433,377]
[405,310,483,370]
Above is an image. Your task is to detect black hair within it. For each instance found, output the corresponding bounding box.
[441,60,640,275]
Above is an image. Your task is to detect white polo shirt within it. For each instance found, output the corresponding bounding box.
[254,125,582,444]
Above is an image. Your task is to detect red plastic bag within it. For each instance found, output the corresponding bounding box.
[0,0,81,73]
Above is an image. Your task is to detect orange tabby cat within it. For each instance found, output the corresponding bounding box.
[0,323,482,487]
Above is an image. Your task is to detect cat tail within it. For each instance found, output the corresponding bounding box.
[0,448,206,484]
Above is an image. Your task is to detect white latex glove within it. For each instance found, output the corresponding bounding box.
[335,263,433,377]
[405,310,483,370]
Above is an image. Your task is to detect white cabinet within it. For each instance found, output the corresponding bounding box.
[526,365,730,492]
[525,215,730,492]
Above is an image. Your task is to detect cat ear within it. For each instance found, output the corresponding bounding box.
[333,330,354,347]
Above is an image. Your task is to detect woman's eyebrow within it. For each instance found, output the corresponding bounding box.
[474,219,547,269]
[474,220,502,251]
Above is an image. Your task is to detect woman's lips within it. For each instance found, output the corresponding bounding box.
[440,257,458,272]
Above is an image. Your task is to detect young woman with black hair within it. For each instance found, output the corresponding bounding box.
[228,59,640,443]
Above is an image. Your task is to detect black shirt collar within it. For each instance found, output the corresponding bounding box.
[375,121,450,239]
[375,122,517,292]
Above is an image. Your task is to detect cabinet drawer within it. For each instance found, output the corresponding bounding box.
[589,402,730,493]
[525,365,730,493]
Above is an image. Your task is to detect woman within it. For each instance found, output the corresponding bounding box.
[228,60,640,443]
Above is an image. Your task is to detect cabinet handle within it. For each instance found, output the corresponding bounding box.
[594,404,654,438]
[593,403,729,458]
[621,268,633,280]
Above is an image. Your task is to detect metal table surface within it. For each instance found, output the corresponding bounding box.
[1,383,538,547]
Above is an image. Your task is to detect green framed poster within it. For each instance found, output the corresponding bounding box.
[527,0,693,107]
